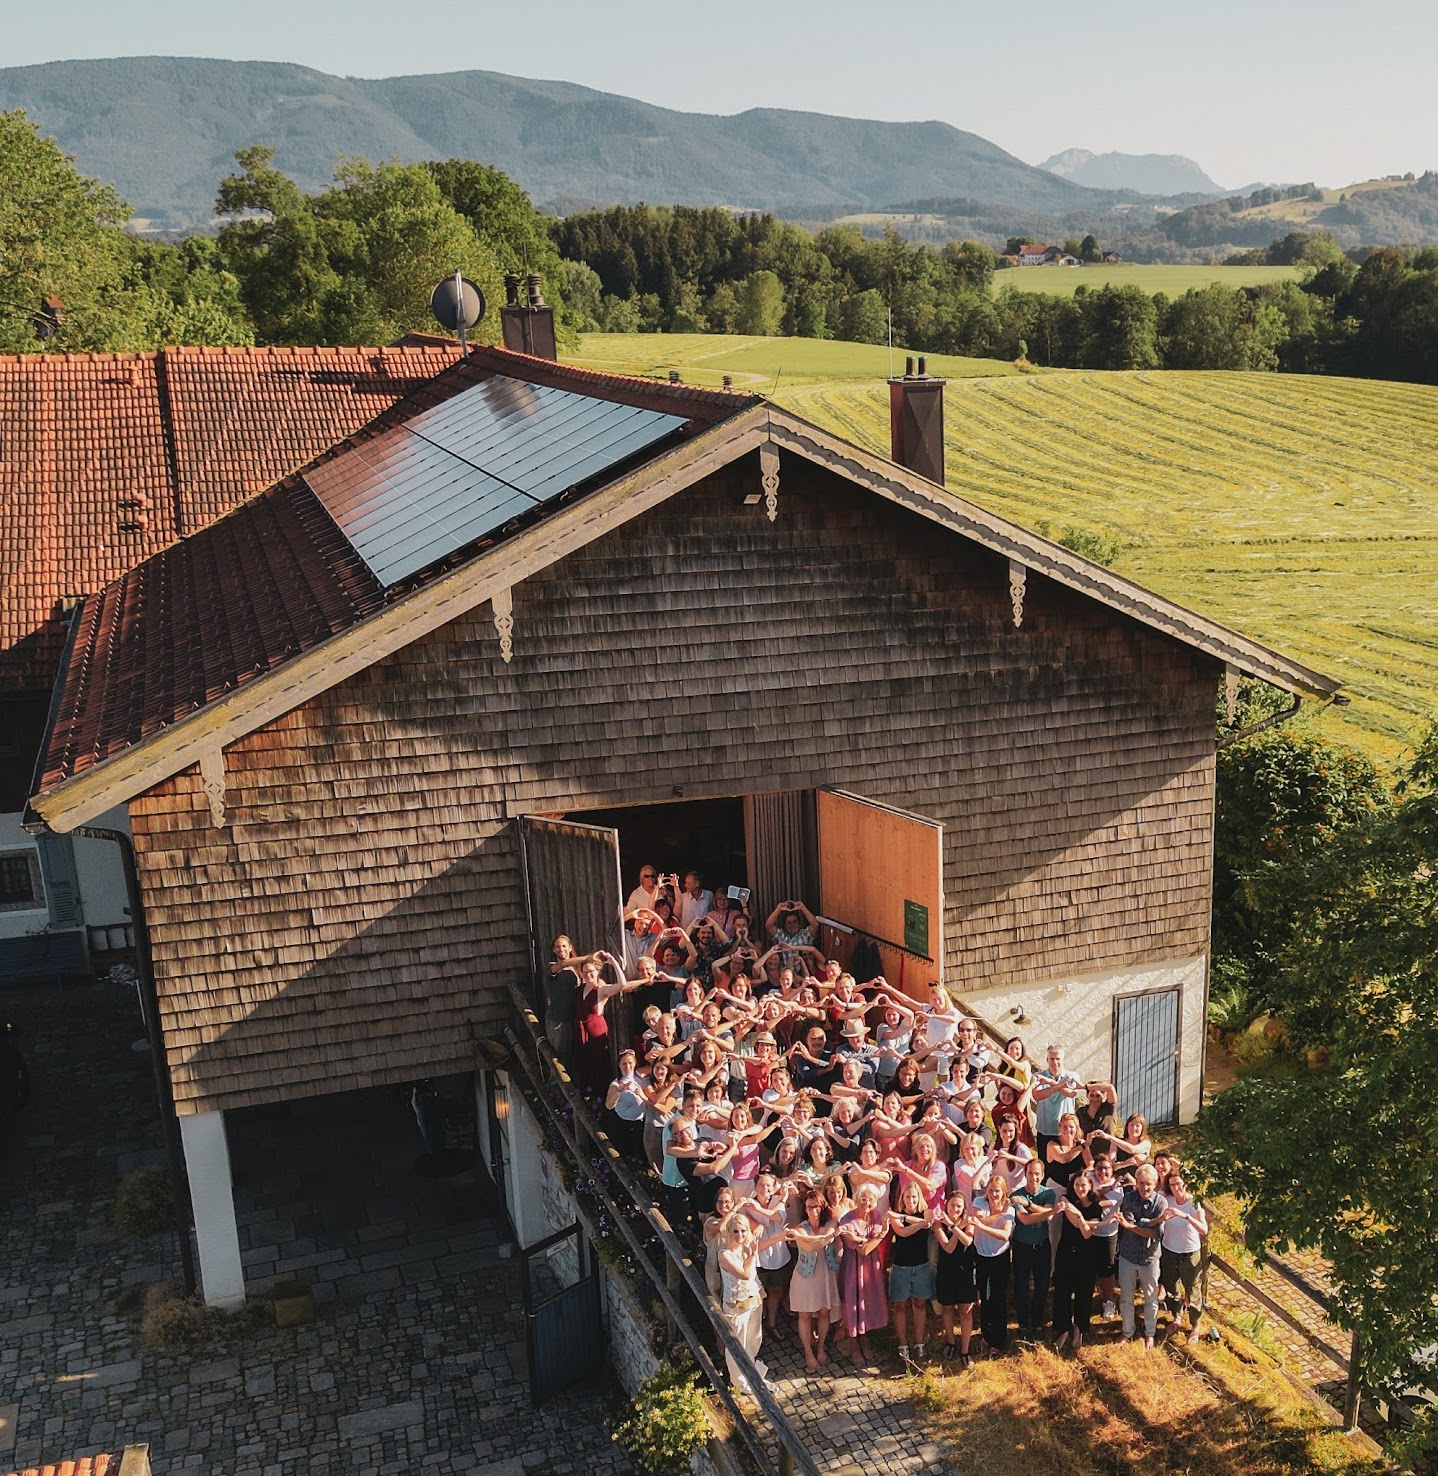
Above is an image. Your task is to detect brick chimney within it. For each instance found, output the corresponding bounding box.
[888,355,945,486]
[500,272,557,360]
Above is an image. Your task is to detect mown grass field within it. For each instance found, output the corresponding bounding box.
[571,331,1020,390]
[569,335,1438,764]
[992,263,1299,296]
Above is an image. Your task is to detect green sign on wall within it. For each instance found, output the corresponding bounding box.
[903,899,930,957]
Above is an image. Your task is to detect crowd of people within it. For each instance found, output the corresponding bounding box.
[543,865,1209,1392]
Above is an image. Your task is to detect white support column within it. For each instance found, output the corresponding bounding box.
[178,1110,245,1309]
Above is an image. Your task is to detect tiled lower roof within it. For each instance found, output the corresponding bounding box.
[4,1454,116,1476]
[0,343,459,692]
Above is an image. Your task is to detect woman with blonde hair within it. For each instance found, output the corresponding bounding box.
[717,1211,787,1393]
[972,1173,1016,1354]
[887,1177,936,1366]
[838,1183,890,1366]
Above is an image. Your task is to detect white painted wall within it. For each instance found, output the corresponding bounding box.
[962,954,1208,1124]
[0,812,48,941]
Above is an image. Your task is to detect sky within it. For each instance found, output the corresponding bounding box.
[4,0,1435,189]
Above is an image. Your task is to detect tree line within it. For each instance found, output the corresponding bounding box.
[554,202,1438,382]
[3,108,1436,388]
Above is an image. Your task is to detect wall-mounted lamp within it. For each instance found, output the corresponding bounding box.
[1009,1005,1028,1025]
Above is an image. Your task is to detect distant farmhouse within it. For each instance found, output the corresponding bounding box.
[20,329,1338,1308]
[1008,244,1087,267]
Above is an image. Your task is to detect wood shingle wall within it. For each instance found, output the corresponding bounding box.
[128,454,1217,1114]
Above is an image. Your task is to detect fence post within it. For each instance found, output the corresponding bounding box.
[1343,1328,1361,1433]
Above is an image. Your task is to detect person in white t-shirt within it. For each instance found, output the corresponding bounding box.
[625,864,660,914]
[1158,1169,1209,1343]
[678,870,716,929]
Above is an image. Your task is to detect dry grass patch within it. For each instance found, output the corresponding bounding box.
[916,1338,1382,1476]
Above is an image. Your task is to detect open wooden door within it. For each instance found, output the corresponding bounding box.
[519,816,625,1009]
[815,789,943,1001]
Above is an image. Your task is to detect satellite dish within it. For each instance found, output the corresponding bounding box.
[431,273,486,351]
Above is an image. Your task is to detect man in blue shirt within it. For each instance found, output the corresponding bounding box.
[1032,1044,1083,1165]
[1116,1163,1168,1347]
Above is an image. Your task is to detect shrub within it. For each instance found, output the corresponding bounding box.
[139,1280,270,1352]
[612,1362,711,1476]
[139,1281,212,1352]
[1207,955,1254,1033]
[111,1164,176,1237]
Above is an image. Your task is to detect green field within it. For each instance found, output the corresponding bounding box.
[568,334,1437,764]
[571,332,1020,391]
[991,264,1299,297]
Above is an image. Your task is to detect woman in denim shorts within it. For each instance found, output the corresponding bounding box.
[887,1178,935,1366]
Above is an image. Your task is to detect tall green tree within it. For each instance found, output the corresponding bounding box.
[215,146,338,343]
[734,270,785,336]
[1195,723,1438,1402]
[0,110,131,352]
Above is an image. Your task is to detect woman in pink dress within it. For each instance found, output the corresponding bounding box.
[838,1183,890,1365]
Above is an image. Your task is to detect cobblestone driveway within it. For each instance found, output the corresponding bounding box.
[0,981,632,1476]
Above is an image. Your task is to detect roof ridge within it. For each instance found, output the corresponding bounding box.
[0,343,459,370]
[467,344,761,410]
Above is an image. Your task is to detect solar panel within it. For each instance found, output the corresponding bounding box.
[305,375,688,587]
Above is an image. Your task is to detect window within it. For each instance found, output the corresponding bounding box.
[0,849,44,911]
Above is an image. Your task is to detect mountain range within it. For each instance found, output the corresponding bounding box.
[1038,148,1226,197]
[3,56,1153,230]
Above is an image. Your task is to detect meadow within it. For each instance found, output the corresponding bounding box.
[568,331,1020,390]
[991,263,1299,296]
[570,334,1438,765]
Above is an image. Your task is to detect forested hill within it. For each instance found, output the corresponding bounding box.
[0,56,1112,231]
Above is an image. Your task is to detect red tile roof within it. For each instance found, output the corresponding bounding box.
[36,348,757,789]
[4,1454,115,1476]
[0,343,460,693]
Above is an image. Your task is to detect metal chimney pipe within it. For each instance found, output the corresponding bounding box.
[905,355,915,377]
[525,273,545,308]
[917,355,928,377]
[503,272,522,307]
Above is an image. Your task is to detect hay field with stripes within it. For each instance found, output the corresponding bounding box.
[569,337,1437,764]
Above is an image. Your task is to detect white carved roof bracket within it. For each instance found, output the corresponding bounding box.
[759,440,780,522]
[492,586,515,664]
[198,745,228,828]
[1008,558,1027,628]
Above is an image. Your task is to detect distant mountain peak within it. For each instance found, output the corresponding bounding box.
[1039,148,1226,198]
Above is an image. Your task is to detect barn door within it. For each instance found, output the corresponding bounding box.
[1112,989,1180,1128]
[519,815,624,1010]
[814,789,943,999]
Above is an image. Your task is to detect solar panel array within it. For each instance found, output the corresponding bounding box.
[305,375,688,587]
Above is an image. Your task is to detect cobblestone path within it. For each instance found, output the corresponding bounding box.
[1,981,632,1476]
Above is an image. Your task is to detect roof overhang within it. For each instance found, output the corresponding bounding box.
[29,401,1340,834]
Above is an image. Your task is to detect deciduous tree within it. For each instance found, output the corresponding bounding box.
[1195,724,1438,1400]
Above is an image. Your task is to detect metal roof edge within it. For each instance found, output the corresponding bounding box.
[763,406,1343,699]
